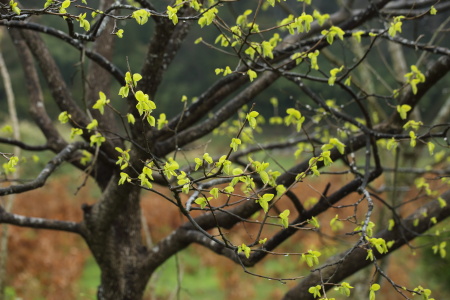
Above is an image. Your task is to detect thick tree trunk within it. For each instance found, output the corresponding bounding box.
[84,185,152,300]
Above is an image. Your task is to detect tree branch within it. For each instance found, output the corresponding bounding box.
[0,142,90,196]
[282,189,450,300]
[0,137,49,151]
[8,29,68,152]
[0,20,124,83]
[0,207,83,235]
[154,71,281,156]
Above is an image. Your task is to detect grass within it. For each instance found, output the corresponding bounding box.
[76,257,100,300]
[150,251,224,300]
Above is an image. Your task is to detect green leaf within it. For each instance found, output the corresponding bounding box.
[404,65,425,94]
[210,187,219,199]
[198,7,218,28]
[247,69,257,82]
[279,209,290,229]
[223,66,232,76]
[167,6,178,25]
[58,111,71,124]
[308,285,322,298]
[438,197,447,208]
[352,30,364,43]
[427,142,435,155]
[285,108,305,132]
[118,172,130,185]
[308,216,320,228]
[80,151,92,165]
[116,29,124,38]
[409,131,417,147]
[157,113,168,130]
[388,219,395,231]
[335,282,354,297]
[260,171,269,185]
[92,91,110,114]
[90,133,105,147]
[132,9,151,25]
[403,120,423,130]
[246,111,259,129]
[44,0,53,9]
[203,152,213,164]
[230,138,242,152]
[163,158,179,179]
[276,185,286,198]
[313,10,329,26]
[388,16,405,37]
[61,0,70,8]
[368,237,389,254]
[386,137,398,151]
[138,173,153,189]
[127,113,136,124]
[430,5,437,15]
[397,105,411,120]
[256,193,274,213]
[70,128,83,139]
[307,50,320,70]
[330,214,343,232]
[261,41,274,59]
[369,284,380,300]
[328,65,344,86]
[3,156,18,174]
[86,119,98,131]
[118,86,129,98]
[78,13,91,31]
[295,12,313,33]
[10,0,20,15]
[237,244,251,258]
[322,26,345,45]
[195,197,212,209]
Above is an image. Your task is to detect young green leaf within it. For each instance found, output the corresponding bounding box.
[230,138,242,152]
[308,285,322,298]
[194,196,212,209]
[369,283,380,300]
[301,250,321,267]
[166,6,178,25]
[58,111,71,124]
[335,282,354,297]
[132,9,151,25]
[279,209,290,229]
[256,193,274,213]
[388,16,405,37]
[70,128,83,139]
[237,244,251,258]
[397,105,411,120]
[92,91,110,114]
[118,172,130,185]
[90,133,105,147]
[209,187,219,199]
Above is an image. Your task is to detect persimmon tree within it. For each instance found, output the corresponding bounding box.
[1,0,450,299]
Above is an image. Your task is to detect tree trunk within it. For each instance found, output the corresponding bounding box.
[84,185,152,300]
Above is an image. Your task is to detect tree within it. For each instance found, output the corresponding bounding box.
[1,0,450,299]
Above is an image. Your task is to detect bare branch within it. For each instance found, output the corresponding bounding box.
[0,207,83,235]
[0,142,90,196]
[154,71,281,156]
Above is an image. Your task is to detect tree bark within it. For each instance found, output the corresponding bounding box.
[83,179,152,299]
